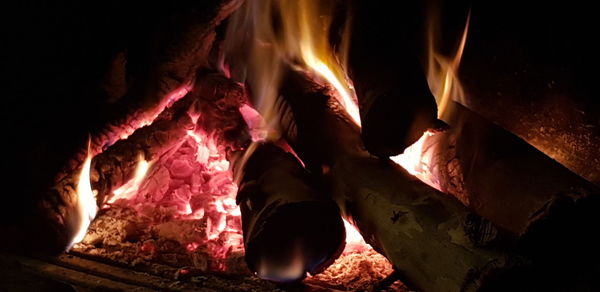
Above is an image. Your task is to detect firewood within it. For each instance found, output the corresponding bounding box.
[347,0,440,158]
[413,100,600,269]
[231,143,345,282]
[274,68,525,292]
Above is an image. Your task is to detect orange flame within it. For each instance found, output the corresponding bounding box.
[390,13,470,187]
[67,142,98,250]
[278,0,360,126]
[427,13,470,121]
[225,0,360,138]
[108,154,151,204]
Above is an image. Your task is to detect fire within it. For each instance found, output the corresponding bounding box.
[108,154,151,204]
[390,14,470,187]
[280,0,360,126]
[390,130,442,191]
[342,218,369,254]
[225,0,360,138]
[226,0,374,267]
[426,13,470,121]
[66,84,193,250]
[99,127,242,270]
[67,143,98,250]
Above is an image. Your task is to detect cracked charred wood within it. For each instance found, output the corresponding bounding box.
[231,143,345,283]
[90,0,244,154]
[412,100,600,268]
[194,72,251,150]
[90,96,196,207]
[346,0,440,158]
[276,69,525,292]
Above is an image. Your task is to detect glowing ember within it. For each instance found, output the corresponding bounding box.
[307,219,394,290]
[101,127,243,271]
[67,143,98,250]
[390,130,443,191]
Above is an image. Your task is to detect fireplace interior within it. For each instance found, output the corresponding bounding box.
[2,0,600,291]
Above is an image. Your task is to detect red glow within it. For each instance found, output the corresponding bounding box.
[91,84,192,157]
[186,242,200,252]
[100,119,242,270]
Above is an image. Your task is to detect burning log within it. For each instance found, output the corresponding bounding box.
[232,143,346,282]
[399,100,600,268]
[347,0,441,158]
[274,68,524,291]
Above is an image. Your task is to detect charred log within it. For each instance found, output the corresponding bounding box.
[275,68,524,292]
[346,0,439,158]
[91,96,196,207]
[232,143,345,282]
[194,72,250,150]
[417,100,600,272]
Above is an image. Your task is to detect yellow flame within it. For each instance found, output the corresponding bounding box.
[278,0,361,126]
[226,0,360,137]
[67,144,98,250]
[109,154,151,204]
[390,13,470,186]
[427,12,470,120]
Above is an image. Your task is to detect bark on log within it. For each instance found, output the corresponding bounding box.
[275,68,524,292]
[232,143,345,282]
[413,100,600,268]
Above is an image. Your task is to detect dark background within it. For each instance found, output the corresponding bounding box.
[0,0,598,245]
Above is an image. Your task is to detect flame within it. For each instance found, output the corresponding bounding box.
[108,154,151,204]
[67,143,98,250]
[390,13,470,188]
[342,218,370,254]
[280,0,360,126]
[427,13,470,121]
[225,0,360,139]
